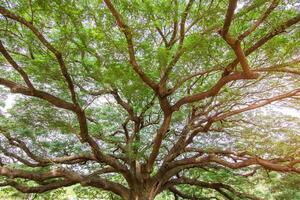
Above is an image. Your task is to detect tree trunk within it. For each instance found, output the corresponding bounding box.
[127,185,156,200]
[128,192,154,200]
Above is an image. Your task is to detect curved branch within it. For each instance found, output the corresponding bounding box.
[254,59,300,75]
[210,156,300,173]
[169,186,210,200]
[224,14,300,75]
[1,179,75,193]
[220,0,256,77]
[0,6,78,105]
[163,177,260,200]
[222,0,238,36]
[212,88,300,122]
[0,166,129,198]
[0,41,34,89]
[0,78,76,111]
[147,114,172,171]
[2,134,95,166]
[238,0,279,41]
[172,72,257,111]
[111,90,139,122]
[0,80,128,178]
[159,0,195,87]
[103,0,158,91]
[0,145,42,167]
[157,153,300,185]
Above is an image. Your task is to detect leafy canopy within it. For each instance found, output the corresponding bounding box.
[0,0,299,199]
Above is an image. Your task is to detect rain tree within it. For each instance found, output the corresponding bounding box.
[0,0,299,199]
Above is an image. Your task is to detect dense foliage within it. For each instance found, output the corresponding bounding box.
[0,0,299,199]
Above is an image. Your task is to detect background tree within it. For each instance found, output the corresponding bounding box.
[0,0,299,199]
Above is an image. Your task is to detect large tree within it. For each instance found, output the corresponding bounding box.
[0,0,299,199]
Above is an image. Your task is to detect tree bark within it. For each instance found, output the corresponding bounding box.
[126,183,156,200]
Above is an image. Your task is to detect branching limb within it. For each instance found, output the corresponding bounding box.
[163,177,261,200]
[0,6,78,105]
[212,88,300,122]
[169,68,221,95]
[0,5,131,174]
[222,0,237,36]
[0,78,76,111]
[2,134,95,165]
[169,186,209,200]
[159,0,195,88]
[254,59,300,75]
[0,145,42,167]
[147,114,172,171]
[103,0,158,91]
[157,152,300,186]
[0,6,110,167]
[0,166,129,198]
[0,179,75,193]
[224,14,300,75]
[111,90,139,123]
[238,0,279,41]
[172,72,256,111]
[0,41,34,89]
[210,155,300,173]
[167,0,179,48]
[220,0,257,77]
[0,78,108,168]
[163,88,300,173]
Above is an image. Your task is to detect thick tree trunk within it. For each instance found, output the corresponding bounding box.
[126,184,156,200]
[128,192,154,200]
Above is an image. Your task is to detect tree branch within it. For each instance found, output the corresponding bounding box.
[164,177,260,200]
[222,0,238,36]
[238,0,279,41]
[2,179,75,193]
[0,6,78,105]
[159,0,195,88]
[0,166,129,198]
[0,41,34,89]
[0,78,76,111]
[223,14,300,75]
[212,88,300,122]
[169,186,208,200]
[172,72,256,111]
[147,114,172,171]
[103,0,158,91]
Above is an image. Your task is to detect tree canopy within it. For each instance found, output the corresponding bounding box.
[0,0,299,199]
